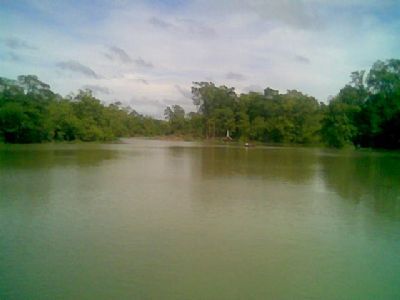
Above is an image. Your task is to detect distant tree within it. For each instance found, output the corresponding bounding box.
[191,82,237,137]
[361,59,400,148]
[187,112,204,137]
[236,111,250,141]
[212,107,235,137]
[0,102,26,143]
[250,116,266,141]
[193,82,235,116]
[1,60,400,149]
[164,105,186,134]
[321,101,360,148]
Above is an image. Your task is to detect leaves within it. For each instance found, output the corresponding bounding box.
[1,59,400,149]
[0,76,167,143]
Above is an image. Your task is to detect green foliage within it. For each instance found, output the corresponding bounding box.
[191,82,320,142]
[321,59,400,148]
[186,112,204,137]
[164,105,186,134]
[187,59,399,149]
[1,59,400,149]
[321,102,360,148]
[212,108,235,137]
[0,76,168,143]
[0,102,27,143]
[236,111,250,141]
[192,82,237,118]
[250,116,266,141]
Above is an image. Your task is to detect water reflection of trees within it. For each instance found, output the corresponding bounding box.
[0,144,119,212]
[0,144,118,169]
[197,146,319,184]
[319,151,400,219]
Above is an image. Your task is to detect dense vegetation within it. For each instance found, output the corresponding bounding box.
[0,76,167,143]
[1,59,399,148]
[321,59,400,149]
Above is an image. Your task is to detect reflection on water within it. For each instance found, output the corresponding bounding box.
[0,145,117,220]
[164,144,400,220]
[319,150,400,220]
[0,144,119,169]
[1,140,400,299]
[196,146,319,184]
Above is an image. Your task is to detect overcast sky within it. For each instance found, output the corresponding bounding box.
[1,0,399,117]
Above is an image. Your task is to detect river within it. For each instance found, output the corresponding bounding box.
[1,139,399,299]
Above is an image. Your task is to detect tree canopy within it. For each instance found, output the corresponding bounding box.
[0,78,167,143]
[1,59,399,149]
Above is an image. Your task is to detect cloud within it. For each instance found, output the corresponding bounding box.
[3,37,36,50]
[134,57,154,69]
[3,51,22,62]
[149,17,174,29]
[177,18,216,37]
[106,46,132,63]
[175,84,192,98]
[225,72,246,81]
[136,78,149,85]
[191,0,321,29]
[294,55,311,64]
[242,84,263,93]
[163,97,192,106]
[129,96,162,108]
[82,84,111,94]
[56,61,100,78]
[149,16,216,38]
[1,0,400,116]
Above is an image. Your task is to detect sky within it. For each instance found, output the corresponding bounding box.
[1,0,399,117]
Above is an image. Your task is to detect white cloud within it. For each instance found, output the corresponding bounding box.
[226,72,246,81]
[82,84,111,95]
[106,46,132,63]
[57,61,100,78]
[0,0,399,116]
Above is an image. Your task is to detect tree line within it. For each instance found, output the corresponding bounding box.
[1,59,399,148]
[0,75,167,143]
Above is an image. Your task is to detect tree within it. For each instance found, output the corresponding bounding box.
[0,102,26,143]
[2,61,400,149]
[191,82,237,138]
[236,111,250,141]
[321,101,360,148]
[164,105,186,134]
[357,59,400,148]
[250,116,266,141]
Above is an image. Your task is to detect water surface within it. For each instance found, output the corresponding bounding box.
[1,139,399,299]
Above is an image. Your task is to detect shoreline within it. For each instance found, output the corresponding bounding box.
[2,136,400,153]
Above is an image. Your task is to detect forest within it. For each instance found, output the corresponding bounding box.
[0,59,399,149]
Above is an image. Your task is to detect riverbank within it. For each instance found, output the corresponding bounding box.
[4,135,400,153]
